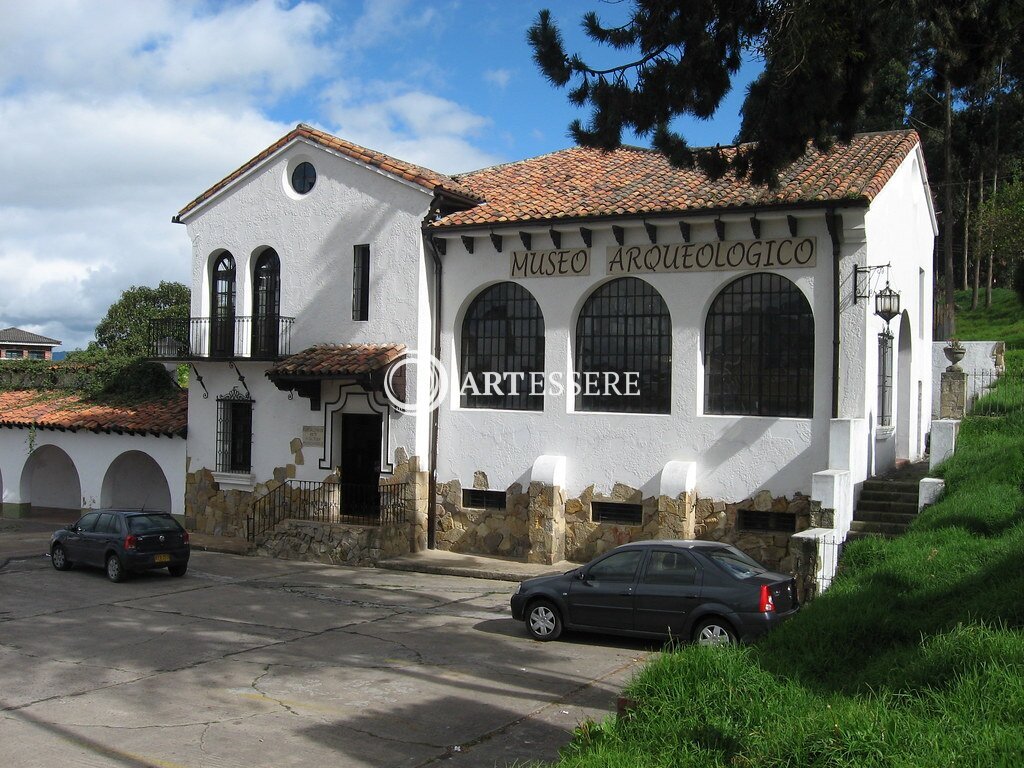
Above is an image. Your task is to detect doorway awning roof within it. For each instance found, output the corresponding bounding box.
[266,343,406,381]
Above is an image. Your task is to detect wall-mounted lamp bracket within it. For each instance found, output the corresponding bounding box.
[189,364,208,399]
[228,361,251,399]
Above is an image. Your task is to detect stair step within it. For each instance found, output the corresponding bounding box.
[855,500,919,515]
[852,510,917,525]
[859,489,919,504]
[849,520,912,535]
[862,480,921,494]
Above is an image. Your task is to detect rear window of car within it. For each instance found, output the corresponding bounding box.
[706,547,768,579]
[127,514,182,534]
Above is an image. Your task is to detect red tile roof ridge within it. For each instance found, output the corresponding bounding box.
[176,124,482,221]
[433,129,921,229]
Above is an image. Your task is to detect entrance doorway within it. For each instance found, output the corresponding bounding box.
[340,412,382,518]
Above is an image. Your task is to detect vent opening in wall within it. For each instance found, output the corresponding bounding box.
[737,509,796,533]
[462,489,506,510]
[592,501,643,525]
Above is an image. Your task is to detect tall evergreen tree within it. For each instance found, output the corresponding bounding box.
[529,0,1024,331]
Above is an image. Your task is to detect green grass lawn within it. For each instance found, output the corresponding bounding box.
[954,288,1024,349]
[542,292,1024,768]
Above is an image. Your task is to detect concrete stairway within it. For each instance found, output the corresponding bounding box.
[847,462,929,541]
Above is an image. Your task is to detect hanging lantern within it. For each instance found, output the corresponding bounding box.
[874,282,900,326]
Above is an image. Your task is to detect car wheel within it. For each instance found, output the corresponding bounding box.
[693,618,737,647]
[526,600,563,641]
[106,553,126,583]
[168,563,188,577]
[50,544,72,571]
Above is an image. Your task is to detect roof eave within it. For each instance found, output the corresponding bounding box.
[429,197,872,233]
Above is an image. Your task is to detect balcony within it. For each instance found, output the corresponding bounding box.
[148,316,294,361]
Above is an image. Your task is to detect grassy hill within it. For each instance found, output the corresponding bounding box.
[544,289,1024,767]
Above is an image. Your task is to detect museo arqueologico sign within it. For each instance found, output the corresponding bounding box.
[608,237,816,274]
[509,237,816,278]
[510,248,591,278]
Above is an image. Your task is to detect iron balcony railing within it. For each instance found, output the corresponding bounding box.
[148,316,294,360]
[247,478,409,542]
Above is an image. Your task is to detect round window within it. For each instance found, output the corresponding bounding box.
[291,162,316,194]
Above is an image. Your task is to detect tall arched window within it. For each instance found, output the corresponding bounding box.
[575,277,671,413]
[252,249,281,358]
[211,252,236,358]
[704,273,814,417]
[460,282,545,410]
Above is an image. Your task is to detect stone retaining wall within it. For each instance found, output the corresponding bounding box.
[434,472,811,572]
[435,478,531,557]
[185,448,428,561]
[694,490,812,572]
[255,519,408,565]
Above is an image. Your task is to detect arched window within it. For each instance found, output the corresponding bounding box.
[704,273,814,417]
[575,277,671,413]
[460,282,544,410]
[211,252,236,357]
[252,249,281,357]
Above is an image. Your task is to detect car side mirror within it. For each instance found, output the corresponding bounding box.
[66,524,77,532]
[575,569,588,581]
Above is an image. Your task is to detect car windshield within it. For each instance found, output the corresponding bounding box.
[128,514,181,534]
[707,547,768,579]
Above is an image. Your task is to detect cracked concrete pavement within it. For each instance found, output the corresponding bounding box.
[0,549,654,767]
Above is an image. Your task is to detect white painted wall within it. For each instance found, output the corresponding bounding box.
[0,428,185,515]
[185,363,416,483]
[180,138,436,481]
[436,213,834,502]
[852,147,936,474]
[434,147,933,502]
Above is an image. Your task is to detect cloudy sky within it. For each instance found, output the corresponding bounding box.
[0,0,755,351]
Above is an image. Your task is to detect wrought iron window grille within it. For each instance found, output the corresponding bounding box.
[460,281,545,411]
[704,273,814,418]
[575,277,671,414]
[216,388,253,473]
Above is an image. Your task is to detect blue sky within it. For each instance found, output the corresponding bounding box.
[0,0,758,351]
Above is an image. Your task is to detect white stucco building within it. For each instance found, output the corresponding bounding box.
[153,124,934,567]
[0,390,186,518]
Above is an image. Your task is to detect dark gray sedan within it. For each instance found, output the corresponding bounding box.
[510,540,798,645]
[50,510,190,582]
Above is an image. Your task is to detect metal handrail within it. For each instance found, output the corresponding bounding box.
[148,316,294,360]
[247,478,409,542]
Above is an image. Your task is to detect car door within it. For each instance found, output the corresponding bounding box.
[81,512,116,566]
[64,513,99,563]
[567,548,645,631]
[633,548,704,637]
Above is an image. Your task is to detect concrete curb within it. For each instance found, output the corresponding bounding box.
[188,540,254,557]
[377,560,528,582]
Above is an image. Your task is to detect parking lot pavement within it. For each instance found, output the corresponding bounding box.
[0,550,653,767]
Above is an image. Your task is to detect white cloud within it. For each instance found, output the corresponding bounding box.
[323,82,502,173]
[0,0,334,101]
[0,0,506,351]
[344,0,440,51]
[483,68,512,89]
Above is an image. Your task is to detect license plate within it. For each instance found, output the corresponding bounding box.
[154,554,170,563]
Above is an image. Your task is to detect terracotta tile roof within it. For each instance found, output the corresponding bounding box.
[267,344,406,378]
[0,327,61,345]
[176,124,481,220]
[431,130,921,229]
[0,389,187,437]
